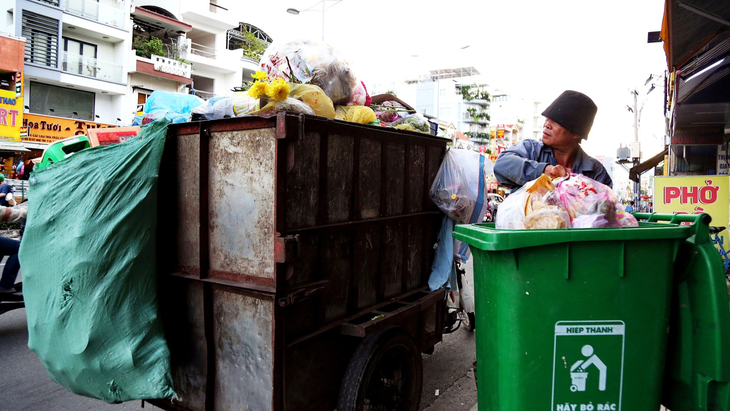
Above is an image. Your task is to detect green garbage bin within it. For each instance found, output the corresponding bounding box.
[453,213,725,411]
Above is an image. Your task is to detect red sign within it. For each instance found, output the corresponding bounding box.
[671,126,723,145]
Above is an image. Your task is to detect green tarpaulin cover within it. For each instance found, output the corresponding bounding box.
[19,119,176,403]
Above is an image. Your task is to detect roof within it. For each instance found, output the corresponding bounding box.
[663,0,730,130]
[663,0,730,70]
[0,141,29,152]
[429,67,480,81]
[629,149,667,182]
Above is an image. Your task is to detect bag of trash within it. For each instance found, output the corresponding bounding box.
[496,174,571,229]
[555,174,638,228]
[19,118,176,403]
[334,105,376,124]
[289,83,336,118]
[260,40,360,105]
[249,97,315,117]
[429,148,494,224]
[144,90,204,117]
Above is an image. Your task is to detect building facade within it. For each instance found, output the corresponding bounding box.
[2,0,266,149]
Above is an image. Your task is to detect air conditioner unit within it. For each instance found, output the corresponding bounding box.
[617,147,630,161]
[630,141,641,159]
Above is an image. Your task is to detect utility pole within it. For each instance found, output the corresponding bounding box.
[632,89,641,207]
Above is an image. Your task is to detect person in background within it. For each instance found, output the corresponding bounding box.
[625,200,635,213]
[648,201,653,213]
[0,203,27,294]
[493,90,612,189]
[0,174,13,207]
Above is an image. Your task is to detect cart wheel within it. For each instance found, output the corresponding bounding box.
[338,326,423,411]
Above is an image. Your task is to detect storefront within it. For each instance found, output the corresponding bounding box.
[0,71,28,178]
[661,1,730,177]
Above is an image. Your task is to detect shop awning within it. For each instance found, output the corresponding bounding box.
[629,149,668,183]
[22,141,48,150]
[0,141,29,152]
[662,0,730,70]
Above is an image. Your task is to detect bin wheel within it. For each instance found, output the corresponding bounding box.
[570,385,578,392]
[338,326,423,411]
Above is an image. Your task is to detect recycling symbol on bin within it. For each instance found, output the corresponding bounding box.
[569,345,607,392]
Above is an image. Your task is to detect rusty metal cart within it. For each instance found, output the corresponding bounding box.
[149,113,448,411]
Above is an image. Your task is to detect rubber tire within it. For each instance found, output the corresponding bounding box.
[338,326,423,411]
[465,312,476,332]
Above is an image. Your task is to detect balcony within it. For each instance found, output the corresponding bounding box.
[151,55,192,78]
[190,42,216,59]
[61,51,123,83]
[64,0,125,28]
[463,112,490,123]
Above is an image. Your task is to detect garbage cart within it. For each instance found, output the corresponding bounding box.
[148,113,448,411]
[453,213,730,411]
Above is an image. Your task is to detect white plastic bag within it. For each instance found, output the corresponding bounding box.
[429,148,494,224]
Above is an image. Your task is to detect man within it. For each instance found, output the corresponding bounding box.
[625,201,634,213]
[494,90,612,189]
[0,174,13,207]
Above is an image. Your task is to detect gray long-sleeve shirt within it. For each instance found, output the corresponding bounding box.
[493,139,612,189]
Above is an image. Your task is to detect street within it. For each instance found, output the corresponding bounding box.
[0,260,478,411]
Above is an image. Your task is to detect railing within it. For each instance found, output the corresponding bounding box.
[63,0,125,28]
[61,51,123,83]
[190,42,216,59]
[151,55,192,78]
[37,0,60,6]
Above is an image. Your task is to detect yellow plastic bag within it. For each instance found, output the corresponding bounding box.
[289,84,336,118]
[334,105,376,124]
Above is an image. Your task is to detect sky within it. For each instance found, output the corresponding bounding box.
[240,0,669,162]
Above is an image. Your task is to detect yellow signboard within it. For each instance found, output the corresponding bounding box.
[21,114,115,144]
[654,176,729,251]
[0,75,22,142]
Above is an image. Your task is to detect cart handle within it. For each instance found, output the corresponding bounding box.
[633,212,712,245]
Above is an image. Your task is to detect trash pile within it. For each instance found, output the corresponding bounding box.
[496,173,638,229]
[133,40,433,133]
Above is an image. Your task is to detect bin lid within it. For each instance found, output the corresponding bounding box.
[453,222,693,251]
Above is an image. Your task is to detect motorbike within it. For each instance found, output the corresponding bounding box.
[0,282,23,316]
[443,259,476,333]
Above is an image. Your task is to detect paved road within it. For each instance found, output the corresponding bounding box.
[0,260,478,411]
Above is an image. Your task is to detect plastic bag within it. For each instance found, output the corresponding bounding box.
[248,97,315,117]
[189,93,260,121]
[334,105,376,124]
[142,110,188,125]
[20,119,176,403]
[555,174,638,227]
[395,113,431,134]
[259,40,359,105]
[190,96,235,121]
[429,148,494,224]
[496,174,571,229]
[374,100,403,123]
[289,83,336,118]
[144,90,204,117]
[347,81,367,106]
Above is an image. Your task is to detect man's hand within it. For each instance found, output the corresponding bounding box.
[544,165,571,179]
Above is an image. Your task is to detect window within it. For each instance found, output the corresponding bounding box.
[62,38,97,77]
[29,82,95,120]
[137,92,149,115]
[22,11,58,67]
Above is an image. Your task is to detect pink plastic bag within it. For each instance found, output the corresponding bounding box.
[555,174,638,228]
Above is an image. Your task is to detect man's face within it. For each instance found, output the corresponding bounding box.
[542,118,580,148]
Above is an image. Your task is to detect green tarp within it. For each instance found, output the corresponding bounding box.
[19,119,175,403]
